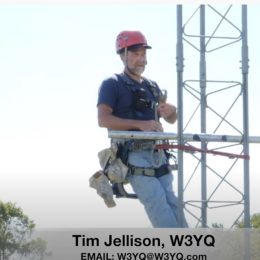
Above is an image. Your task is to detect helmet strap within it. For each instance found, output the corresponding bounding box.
[124,48,128,63]
[123,48,129,70]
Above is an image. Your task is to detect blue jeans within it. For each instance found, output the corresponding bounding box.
[127,150,187,228]
[128,173,180,227]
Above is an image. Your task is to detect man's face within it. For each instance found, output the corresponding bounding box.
[121,47,147,76]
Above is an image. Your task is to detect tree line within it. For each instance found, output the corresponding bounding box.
[0,200,51,260]
[1,200,260,259]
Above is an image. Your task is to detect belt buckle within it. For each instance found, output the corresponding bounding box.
[130,166,136,175]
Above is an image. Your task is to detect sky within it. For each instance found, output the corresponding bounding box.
[0,2,260,228]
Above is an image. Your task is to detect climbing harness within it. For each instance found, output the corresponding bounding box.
[115,73,162,116]
[89,139,178,207]
[92,71,250,206]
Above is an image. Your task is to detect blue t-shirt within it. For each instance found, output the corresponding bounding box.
[97,73,168,168]
[97,73,160,121]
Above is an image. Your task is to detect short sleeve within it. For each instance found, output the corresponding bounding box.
[97,76,119,110]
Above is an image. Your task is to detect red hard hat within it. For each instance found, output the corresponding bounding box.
[116,31,151,54]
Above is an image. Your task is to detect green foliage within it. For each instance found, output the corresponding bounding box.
[211,222,224,228]
[19,238,52,260]
[236,213,260,228]
[0,200,50,260]
[211,213,260,229]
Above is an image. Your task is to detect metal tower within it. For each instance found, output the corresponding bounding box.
[108,4,260,229]
[176,5,251,228]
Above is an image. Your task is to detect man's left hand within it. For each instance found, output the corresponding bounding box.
[157,103,177,124]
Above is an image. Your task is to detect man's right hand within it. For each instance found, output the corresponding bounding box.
[137,120,163,132]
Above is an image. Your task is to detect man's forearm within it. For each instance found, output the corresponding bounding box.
[98,113,141,130]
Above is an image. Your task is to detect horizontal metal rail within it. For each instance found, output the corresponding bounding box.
[108,130,260,143]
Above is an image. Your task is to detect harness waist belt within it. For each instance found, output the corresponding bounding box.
[128,141,155,151]
[129,164,170,178]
